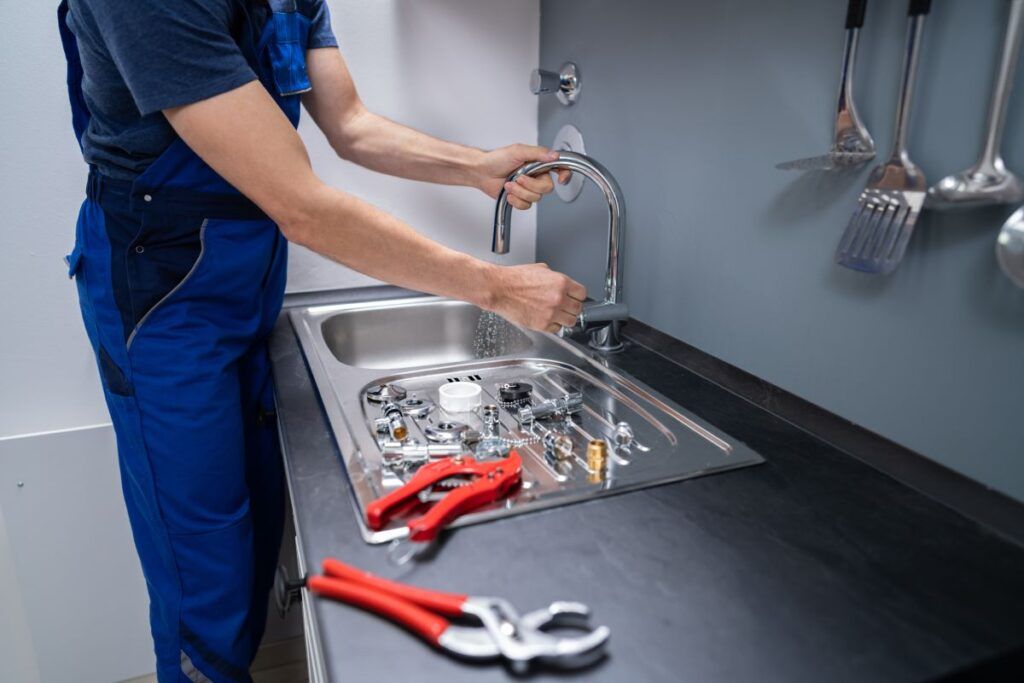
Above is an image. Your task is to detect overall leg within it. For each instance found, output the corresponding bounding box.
[130,344,256,683]
[72,200,273,682]
[238,230,289,648]
[238,342,285,649]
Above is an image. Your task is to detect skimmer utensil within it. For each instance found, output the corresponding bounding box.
[996,205,1024,288]
[927,0,1024,209]
[836,0,931,275]
[777,0,875,172]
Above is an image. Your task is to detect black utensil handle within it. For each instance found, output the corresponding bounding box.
[845,0,868,29]
[909,0,931,16]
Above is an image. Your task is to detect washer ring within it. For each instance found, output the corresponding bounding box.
[398,397,435,419]
[424,421,469,444]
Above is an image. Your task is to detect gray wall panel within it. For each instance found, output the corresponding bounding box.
[537,0,1024,500]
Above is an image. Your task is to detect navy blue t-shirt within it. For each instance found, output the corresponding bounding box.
[66,0,338,180]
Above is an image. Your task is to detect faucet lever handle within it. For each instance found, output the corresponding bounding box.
[529,62,581,106]
[558,301,629,338]
[530,69,561,95]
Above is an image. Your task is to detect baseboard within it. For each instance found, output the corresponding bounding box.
[623,319,1024,548]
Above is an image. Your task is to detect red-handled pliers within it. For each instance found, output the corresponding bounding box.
[307,558,610,670]
[366,451,522,541]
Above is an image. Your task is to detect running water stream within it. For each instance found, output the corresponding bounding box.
[471,310,523,359]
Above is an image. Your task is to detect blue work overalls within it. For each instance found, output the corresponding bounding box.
[58,2,314,680]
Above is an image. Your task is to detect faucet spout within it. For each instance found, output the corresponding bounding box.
[492,151,627,352]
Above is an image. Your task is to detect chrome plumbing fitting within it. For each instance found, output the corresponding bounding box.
[543,432,574,461]
[613,421,635,448]
[482,404,501,438]
[476,405,509,460]
[517,391,583,424]
[366,383,408,404]
[381,401,409,442]
[474,436,511,461]
[381,441,463,467]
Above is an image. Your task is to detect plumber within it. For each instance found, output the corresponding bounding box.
[57,1,584,680]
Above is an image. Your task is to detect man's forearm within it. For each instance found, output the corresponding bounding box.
[292,182,496,307]
[301,49,487,189]
[330,108,487,189]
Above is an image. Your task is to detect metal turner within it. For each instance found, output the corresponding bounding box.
[777,0,875,172]
[836,0,931,275]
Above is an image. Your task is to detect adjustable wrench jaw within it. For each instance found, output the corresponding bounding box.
[519,601,612,669]
[462,597,611,672]
[436,625,502,660]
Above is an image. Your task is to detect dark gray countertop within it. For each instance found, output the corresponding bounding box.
[270,289,1024,683]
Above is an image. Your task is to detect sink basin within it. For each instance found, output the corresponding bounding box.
[291,296,764,543]
[320,298,532,369]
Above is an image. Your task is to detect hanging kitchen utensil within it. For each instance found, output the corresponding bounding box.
[996,205,1024,287]
[835,0,931,275]
[927,0,1024,209]
[777,0,875,171]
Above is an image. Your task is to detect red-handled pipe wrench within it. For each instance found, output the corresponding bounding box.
[366,451,523,542]
[307,558,610,671]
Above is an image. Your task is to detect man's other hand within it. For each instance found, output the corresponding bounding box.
[475,145,572,209]
[486,263,585,334]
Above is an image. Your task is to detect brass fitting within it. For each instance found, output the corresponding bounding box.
[587,439,607,483]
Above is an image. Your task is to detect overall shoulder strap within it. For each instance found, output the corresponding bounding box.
[57,1,91,149]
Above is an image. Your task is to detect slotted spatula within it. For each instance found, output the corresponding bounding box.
[836,0,931,275]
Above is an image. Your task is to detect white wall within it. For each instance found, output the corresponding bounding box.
[0,1,539,681]
[290,0,539,291]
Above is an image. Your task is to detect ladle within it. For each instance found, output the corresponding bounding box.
[927,0,1024,209]
[996,205,1024,288]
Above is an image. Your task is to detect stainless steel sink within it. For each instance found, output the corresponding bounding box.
[320,299,532,369]
[291,296,764,543]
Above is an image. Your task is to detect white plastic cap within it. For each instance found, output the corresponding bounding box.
[438,382,482,413]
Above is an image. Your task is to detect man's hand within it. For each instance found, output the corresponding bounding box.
[475,145,572,210]
[486,263,586,333]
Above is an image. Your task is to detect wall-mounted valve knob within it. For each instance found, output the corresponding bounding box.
[529,62,581,106]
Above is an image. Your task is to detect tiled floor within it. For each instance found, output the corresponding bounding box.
[119,636,307,683]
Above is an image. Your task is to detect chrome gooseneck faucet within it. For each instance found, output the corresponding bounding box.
[492,151,627,352]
